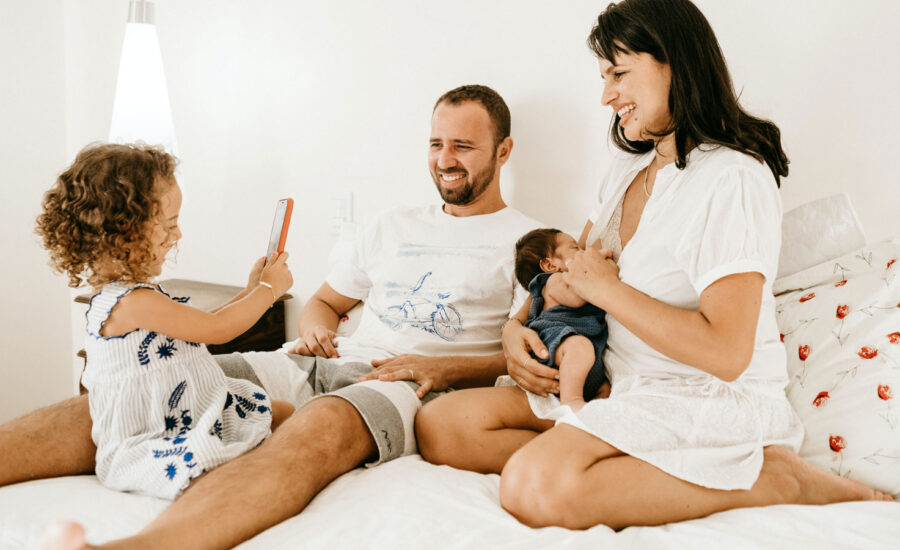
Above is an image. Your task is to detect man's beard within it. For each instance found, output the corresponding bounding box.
[432,161,496,206]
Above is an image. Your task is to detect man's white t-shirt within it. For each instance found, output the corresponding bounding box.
[326,204,542,364]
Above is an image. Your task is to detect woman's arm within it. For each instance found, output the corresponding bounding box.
[564,247,763,382]
[577,220,593,249]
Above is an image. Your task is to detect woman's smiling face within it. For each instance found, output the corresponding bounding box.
[599,45,673,144]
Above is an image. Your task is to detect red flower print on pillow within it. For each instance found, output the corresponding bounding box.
[798,345,810,361]
[857,346,878,359]
[835,305,849,319]
[879,385,893,401]
[799,293,816,303]
[780,333,785,342]
[888,259,896,269]
[889,332,900,344]
[340,315,350,323]
[813,391,829,407]
[829,435,846,452]
[834,280,848,287]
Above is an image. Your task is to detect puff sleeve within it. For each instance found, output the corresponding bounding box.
[675,164,782,295]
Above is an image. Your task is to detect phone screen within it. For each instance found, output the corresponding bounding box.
[266,199,292,257]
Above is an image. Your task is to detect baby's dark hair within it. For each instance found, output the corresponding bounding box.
[36,142,178,288]
[514,228,562,289]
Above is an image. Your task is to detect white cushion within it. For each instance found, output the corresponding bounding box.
[775,238,900,497]
[778,193,866,280]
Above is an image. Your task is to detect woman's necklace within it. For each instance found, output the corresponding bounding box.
[642,158,654,199]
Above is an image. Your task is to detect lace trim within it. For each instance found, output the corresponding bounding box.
[596,196,625,262]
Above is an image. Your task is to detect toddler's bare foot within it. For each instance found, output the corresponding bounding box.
[761,446,895,505]
[38,521,89,550]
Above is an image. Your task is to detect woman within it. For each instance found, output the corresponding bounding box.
[416,0,890,530]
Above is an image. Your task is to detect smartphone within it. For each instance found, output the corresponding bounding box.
[266,198,294,258]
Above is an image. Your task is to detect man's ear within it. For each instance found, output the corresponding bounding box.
[496,136,513,166]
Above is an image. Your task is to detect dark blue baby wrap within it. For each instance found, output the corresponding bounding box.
[525,272,608,401]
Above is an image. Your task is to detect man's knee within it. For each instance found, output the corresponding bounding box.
[282,396,374,460]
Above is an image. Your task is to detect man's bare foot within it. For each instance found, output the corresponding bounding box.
[38,521,90,550]
[761,446,895,505]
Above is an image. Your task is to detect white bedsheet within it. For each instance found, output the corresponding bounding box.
[1,455,898,549]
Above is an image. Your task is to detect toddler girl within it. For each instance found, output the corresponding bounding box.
[514,228,608,411]
[36,143,294,500]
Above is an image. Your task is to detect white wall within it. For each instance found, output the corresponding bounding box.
[0,0,72,423]
[3,0,899,419]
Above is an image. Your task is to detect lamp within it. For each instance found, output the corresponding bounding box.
[109,0,177,155]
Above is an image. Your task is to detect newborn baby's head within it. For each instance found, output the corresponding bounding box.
[514,228,580,289]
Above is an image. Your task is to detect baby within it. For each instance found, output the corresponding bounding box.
[514,228,608,411]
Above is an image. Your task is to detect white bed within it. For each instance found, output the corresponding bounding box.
[2,194,899,549]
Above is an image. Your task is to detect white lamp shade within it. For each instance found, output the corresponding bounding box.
[109,22,177,156]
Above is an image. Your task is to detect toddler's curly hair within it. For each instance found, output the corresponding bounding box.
[36,142,178,288]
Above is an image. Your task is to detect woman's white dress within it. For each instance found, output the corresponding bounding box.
[517,146,803,490]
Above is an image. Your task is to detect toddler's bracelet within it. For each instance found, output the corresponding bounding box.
[258,281,276,304]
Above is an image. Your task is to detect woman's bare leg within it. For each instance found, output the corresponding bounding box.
[416,386,553,474]
[0,394,96,486]
[501,424,891,530]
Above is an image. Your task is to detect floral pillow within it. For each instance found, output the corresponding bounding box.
[774,238,900,498]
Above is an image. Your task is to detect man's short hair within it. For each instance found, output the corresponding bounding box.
[434,84,511,149]
[514,228,562,289]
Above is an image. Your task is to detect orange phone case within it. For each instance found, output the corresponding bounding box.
[268,198,294,256]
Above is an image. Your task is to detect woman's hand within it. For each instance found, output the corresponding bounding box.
[503,320,559,397]
[562,247,620,306]
[357,355,451,399]
[260,252,293,298]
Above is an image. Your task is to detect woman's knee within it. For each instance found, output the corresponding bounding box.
[500,448,584,528]
[415,396,462,465]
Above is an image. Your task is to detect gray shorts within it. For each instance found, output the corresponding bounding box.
[213,352,446,466]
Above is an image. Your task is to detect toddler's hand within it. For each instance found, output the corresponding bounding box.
[246,256,267,289]
[260,252,293,298]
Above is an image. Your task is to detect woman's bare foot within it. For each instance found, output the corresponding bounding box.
[761,446,894,505]
[38,521,89,550]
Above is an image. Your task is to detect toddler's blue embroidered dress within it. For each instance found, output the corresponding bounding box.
[83,282,272,499]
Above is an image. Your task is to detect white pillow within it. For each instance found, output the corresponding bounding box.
[775,238,900,498]
[778,193,866,280]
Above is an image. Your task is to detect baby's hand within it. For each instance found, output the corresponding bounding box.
[544,272,587,309]
[260,252,293,298]
[246,256,267,289]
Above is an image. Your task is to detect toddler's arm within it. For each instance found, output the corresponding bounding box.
[542,272,587,310]
[103,253,293,344]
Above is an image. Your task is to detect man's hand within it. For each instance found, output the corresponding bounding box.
[357,355,451,399]
[288,325,339,358]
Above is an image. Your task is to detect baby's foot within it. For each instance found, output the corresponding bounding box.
[560,398,586,413]
[38,521,88,550]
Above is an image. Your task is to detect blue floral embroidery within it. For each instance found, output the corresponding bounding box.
[152,380,199,481]
[137,332,158,366]
[157,338,178,359]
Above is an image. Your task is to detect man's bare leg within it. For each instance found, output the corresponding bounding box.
[0,394,95,486]
[87,396,375,550]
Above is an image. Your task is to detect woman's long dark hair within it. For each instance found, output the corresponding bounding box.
[589,0,789,186]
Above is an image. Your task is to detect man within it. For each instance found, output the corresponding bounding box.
[19,84,542,548]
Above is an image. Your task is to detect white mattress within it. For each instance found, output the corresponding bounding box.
[1,455,898,549]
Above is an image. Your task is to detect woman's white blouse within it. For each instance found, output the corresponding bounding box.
[586,145,787,382]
